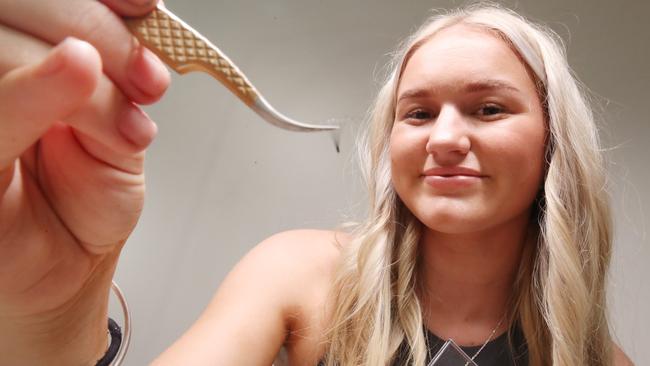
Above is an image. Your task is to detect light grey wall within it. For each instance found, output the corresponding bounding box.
[111,0,650,364]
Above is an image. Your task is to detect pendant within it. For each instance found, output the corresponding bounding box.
[426,339,478,366]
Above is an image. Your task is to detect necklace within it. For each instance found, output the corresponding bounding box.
[427,314,506,366]
[464,314,506,365]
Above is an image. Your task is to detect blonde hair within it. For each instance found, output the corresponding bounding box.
[322,4,613,366]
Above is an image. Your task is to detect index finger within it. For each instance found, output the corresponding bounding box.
[100,0,163,17]
[0,0,170,104]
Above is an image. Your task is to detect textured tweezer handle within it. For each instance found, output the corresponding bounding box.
[125,5,260,106]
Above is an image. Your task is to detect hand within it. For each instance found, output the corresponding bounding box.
[0,0,170,364]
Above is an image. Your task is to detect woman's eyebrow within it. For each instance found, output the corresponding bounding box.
[465,79,522,93]
[397,79,522,103]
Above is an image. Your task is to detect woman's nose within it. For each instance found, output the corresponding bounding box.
[425,106,471,163]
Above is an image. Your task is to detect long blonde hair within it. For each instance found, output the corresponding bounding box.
[322,4,613,366]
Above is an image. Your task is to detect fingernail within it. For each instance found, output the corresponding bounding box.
[118,103,158,148]
[128,46,170,97]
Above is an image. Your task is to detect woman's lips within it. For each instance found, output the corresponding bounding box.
[422,175,483,189]
[421,167,486,189]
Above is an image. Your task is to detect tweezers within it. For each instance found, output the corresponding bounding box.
[125,4,339,132]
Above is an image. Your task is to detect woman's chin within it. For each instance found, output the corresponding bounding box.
[419,216,493,235]
[412,205,500,235]
[407,199,493,234]
[414,205,534,237]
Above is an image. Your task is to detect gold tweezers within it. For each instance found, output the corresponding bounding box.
[125,4,338,132]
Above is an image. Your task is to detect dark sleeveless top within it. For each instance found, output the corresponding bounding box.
[317,326,528,366]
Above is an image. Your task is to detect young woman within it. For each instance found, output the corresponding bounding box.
[0,1,634,365]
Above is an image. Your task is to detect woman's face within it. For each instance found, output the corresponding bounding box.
[390,25,546,234]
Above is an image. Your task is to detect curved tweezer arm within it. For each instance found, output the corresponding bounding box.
[125,5,338,132]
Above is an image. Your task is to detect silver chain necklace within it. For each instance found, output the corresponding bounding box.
[427,314,507,366]
[464,314,506,365]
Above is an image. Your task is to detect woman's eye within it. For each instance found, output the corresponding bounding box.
[477,104,506,118]
[405,109,432,120]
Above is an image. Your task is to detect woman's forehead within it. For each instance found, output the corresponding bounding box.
[397,24,537,98]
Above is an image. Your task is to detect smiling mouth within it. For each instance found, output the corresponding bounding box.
[421,166,484,178]
[425,175,483,178]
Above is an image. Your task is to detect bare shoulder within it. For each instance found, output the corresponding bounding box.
[151,230,349,365]
[255,230,350,364]
[224,229,348,301]
[250,229,349,319]
[613,342,635,366]
[218,229,349,325]
[251,229,348,283]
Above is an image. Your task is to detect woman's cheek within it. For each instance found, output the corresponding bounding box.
[489,135,545,207]
[390,129,423,196]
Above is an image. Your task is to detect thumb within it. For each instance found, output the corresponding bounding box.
[0,37,101,171]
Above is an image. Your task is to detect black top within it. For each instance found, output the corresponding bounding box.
[318,326,528,366]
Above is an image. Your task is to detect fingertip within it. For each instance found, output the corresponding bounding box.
[0,38,102,122]
[40,38,103,100]
[127,45,171,104]
[0,39,103,171]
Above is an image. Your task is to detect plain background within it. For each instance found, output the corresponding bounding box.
[110,0,650,364]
